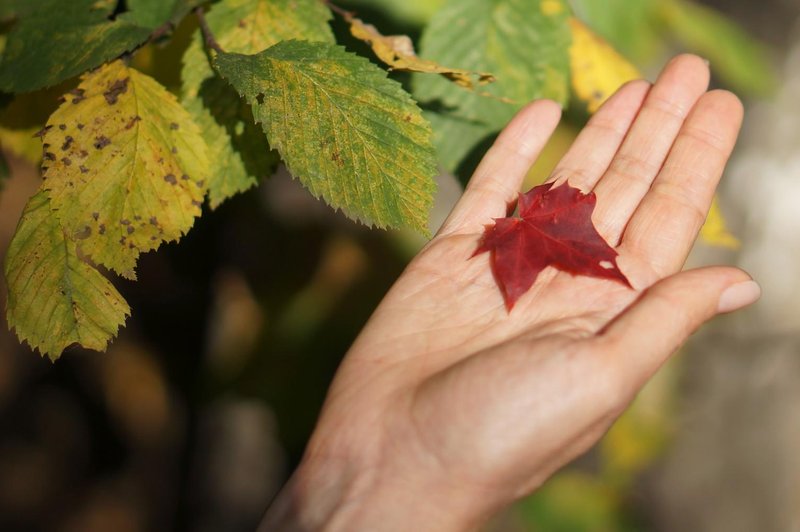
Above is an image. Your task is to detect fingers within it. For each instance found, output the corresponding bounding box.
[591,55,710,244]
[619,90,744,276]
[548,80,651,190]
[599,267,759,392]
[439,100,561,235]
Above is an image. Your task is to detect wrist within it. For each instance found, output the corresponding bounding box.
[259,451,495,531]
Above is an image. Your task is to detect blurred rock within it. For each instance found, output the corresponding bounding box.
[189,398,286,532]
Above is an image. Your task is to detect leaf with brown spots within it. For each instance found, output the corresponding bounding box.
[4,191,130,361]
[42,60,210,279]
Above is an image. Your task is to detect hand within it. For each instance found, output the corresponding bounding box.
[260,55,761,531]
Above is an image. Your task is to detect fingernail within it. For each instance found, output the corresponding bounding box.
[718,280,761,313]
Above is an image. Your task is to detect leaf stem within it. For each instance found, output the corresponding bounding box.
[195,6,224,54]
[321,0,353,18]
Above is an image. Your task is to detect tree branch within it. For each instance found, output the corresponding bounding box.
[195,6,224,54]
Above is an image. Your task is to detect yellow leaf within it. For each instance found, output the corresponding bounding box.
[701,197,740,248]
[42,60,209,279]
[4,191,130,360]
[345,13,494,90]
[569,17,641,113]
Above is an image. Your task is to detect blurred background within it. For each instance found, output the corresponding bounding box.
[1,0,799,530]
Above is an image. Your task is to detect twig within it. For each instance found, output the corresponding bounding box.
[195,6,224,54]
[321,0,354,18]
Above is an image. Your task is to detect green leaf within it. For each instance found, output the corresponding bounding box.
[122,0,202,29]
[216,40,437,233]
[424,109,495,179]
[0,0,153,92]
[413,0,571,130]
[42,60,209,279]
[181,0,333,208]
[659,0,777,96]
[4,191,130,361]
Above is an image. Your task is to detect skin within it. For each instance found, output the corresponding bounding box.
[260,55,761,531]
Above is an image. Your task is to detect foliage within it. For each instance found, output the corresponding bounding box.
[0,0,773,361]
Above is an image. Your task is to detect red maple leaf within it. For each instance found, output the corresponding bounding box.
[475,182,631,310]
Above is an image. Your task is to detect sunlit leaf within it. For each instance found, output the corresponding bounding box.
[413,0,571,129]
[569,18,641,113]
[0,0,152,92]
[4,191,130,361]
[181,0,333,208]
[216,40,437,233]
[42,60,209,279]
[345,14,494,90]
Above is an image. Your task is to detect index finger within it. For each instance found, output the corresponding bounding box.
[438,100,561,236]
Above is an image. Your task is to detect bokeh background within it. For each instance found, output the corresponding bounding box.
[1,0,799,530]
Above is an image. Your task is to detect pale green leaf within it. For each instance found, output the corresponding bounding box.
[341,0,447,26]
[0,0,153,93]
[424,109,495,181]
[4,191,130,361]
[181,0,333,208]
[216,41,437,233]
[42,60,209,279]
[660,0,777,96]
[413,0,572,130]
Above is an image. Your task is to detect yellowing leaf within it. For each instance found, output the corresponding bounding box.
[569,18,641,113]
[216,41,437,233]
[181,0,333,208]
[345,14,494,90]
[42,60,209,279]
[700,198,739,248]
[4,191,130,361]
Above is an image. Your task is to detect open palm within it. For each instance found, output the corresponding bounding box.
[262,55,760,531]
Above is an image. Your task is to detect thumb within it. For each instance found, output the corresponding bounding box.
[600,266,760,385]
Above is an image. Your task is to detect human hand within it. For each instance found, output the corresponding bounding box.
[261,55,761,531]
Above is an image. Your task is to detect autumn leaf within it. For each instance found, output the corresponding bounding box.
[215,40,437,233]
[42,60,209,279]
[181,0,333,208]
[569,18,641,113]
[475,182,630,310]
[344,13,494,90]
[4,191,130,361]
